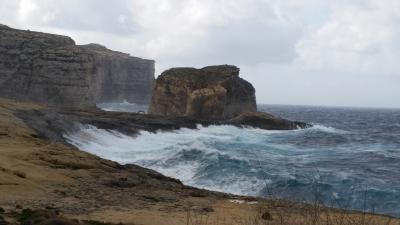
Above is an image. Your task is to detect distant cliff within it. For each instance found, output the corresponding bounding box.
[0,24,154,108]
[149,65,257,119]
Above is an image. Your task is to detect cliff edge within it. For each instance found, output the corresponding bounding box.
[0,24,154,108]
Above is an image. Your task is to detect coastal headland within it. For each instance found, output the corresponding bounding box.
[0,24,398,225]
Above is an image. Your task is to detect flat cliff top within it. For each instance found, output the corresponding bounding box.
[0,24,153,62]
[0,23,75,48]
[158,65,240,81]
[0,97,397,225]
[79,43,155,62]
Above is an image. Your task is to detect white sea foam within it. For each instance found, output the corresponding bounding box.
[64,124,282,194]
[97,100,148,113]
[309,124,349,134]
[64,123,347,196]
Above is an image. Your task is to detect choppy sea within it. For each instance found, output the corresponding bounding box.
[65,103,400,217]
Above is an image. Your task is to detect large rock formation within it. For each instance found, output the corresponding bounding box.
[148,65,257,119]
[0,24,154,108]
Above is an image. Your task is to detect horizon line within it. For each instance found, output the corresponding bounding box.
[257,102,400,110]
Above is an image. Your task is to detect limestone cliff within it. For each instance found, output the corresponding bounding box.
[0,24,154,108]
[148,65,257,119]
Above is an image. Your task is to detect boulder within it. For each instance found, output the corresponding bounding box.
[228,112,309,130]
[0,24,154,108]
[148,65,257,119]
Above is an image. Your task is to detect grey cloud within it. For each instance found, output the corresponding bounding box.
[158,19,302,68]
[0,0,20,26]
[203,20,302,64]
[1,0,399,108]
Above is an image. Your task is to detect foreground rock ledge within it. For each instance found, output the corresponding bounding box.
[17,107,309,146]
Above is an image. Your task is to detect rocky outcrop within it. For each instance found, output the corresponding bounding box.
[0,24,154,108]
[146,65,308,129]
[228,112,309,130]
[148,65,257,119]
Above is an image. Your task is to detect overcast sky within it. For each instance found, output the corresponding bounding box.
[1,0,400,108]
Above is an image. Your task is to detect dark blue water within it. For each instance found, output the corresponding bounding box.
[258,105,400,216]
[68,104,400,217]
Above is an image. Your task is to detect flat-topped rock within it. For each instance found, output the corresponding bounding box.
[149,65,257,119]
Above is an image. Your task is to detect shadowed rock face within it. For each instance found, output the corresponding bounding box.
[0,24,154,108]
[149,65,257,119]
[228,112,308,130]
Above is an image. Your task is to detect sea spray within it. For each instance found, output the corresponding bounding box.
[65,105,400,217]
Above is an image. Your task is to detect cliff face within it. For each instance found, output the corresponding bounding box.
[0,25,154,108]
[149,65,257,119]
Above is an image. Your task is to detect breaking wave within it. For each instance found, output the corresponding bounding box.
[97,100,148,113]
[65,105,400,217]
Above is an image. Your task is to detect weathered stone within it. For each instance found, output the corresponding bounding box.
[186,85,227,119]
[228,111,309,130]
[0,24,154,108]
[16,106,309,147]
[149,65,257,119]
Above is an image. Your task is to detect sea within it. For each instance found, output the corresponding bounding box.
[64,103,400,217]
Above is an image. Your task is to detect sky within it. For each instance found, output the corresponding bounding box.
[1,0,400,108]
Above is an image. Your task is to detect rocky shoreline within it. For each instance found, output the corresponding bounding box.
[15,105,309,146]
[1,98,399,225]
[11,64,309,148]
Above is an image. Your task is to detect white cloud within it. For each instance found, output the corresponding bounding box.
[296,0,400,76]
[17,0,38,22]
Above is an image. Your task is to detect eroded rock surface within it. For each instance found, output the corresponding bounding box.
[149,65,257,119]
[228,111,308,130]
[0,24,154,108]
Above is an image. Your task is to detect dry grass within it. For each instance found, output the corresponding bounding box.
[184,201,399,225]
